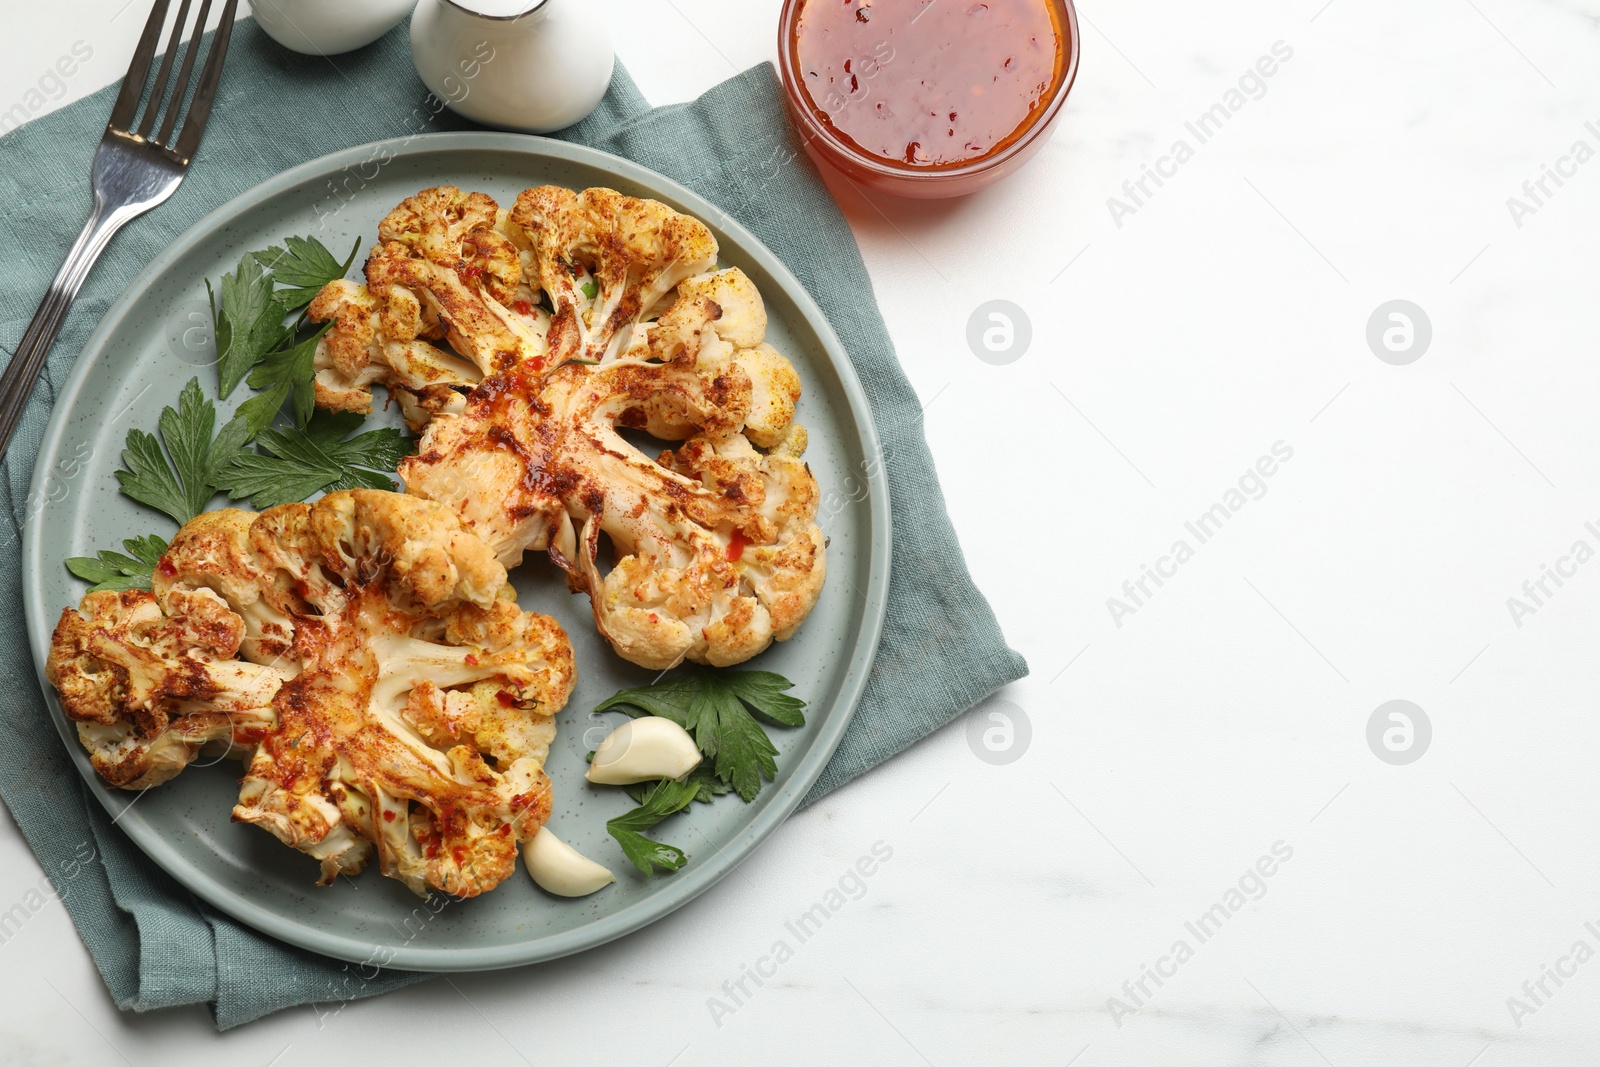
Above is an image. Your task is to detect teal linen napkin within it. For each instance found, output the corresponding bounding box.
[0,19,1025,1029]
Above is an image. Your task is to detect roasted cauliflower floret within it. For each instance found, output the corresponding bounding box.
[45,588,281,789]
[635,270,802,451]
[306,486,507,608]
[372,186,548,375]
[405,596,567,769]
[366,239,549,379]
[397,392,565,571]
[379,185,521,307]
[307,279,483,429]
[45,490,577,900]
[675,267,767,348]
[152,508,296,669]
[732,343,803,451]
[306,186,557,430]
[508,185,719,367]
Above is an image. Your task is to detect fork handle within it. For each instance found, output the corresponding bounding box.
[0,197,124,464]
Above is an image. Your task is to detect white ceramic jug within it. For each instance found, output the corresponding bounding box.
[410,0,615,133]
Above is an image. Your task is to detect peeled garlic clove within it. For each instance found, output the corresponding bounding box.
[586,716,703,785]
[524,828,615,897]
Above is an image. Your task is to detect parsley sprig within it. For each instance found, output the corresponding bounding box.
[606,777,700,875]
[210,256,292,398]
[217,410,412,509]
[65,234,408,591]
[244,320,333,429]
[109,379,409,528]
[250,236,361,311]
[64,535,170,593]
[114,378,252,526]
[595,669,807,876]
[210,236,356,418]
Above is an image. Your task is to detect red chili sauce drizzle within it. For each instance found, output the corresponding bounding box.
[793,0,1063,168]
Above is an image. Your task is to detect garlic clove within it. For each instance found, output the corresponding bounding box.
[524,828,615,897]
[586,716,703,785]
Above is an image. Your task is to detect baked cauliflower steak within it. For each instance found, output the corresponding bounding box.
[298,182,827,670]
[46,489,576,898]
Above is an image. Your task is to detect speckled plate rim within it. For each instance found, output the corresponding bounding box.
[20,132,891,972]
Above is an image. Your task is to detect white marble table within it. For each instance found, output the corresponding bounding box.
[5,1,1600,1063]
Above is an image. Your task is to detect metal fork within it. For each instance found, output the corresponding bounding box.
[0,0,240,462]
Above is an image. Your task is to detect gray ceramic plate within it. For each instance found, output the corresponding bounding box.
[21,133,889,971]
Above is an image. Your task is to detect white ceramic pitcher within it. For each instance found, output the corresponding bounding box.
[410,0,615,133]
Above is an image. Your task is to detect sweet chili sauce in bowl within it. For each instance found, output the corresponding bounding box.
[779,0,1079,198]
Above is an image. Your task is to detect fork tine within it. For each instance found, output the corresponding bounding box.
[135,0,193,139]
[171,0,239,164]
[154,0,213,146]
[107,0,172,132]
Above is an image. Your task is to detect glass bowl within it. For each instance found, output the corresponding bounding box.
[777,0,1080,199]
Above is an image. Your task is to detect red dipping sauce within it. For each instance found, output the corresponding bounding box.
[780,0,1077,196]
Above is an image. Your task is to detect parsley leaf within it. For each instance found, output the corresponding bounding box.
[595,669,807,802]
[216,409,411,509]
[116,429,187,524]
[114,378,251,525]
[250,235,361,311]
[65,534,169,592]
[209,255,294,398]
[607,777,700,876]
[231,383,291,439]
[245,320,331,428]
[624,764,732,806]
[211,236,358,398]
